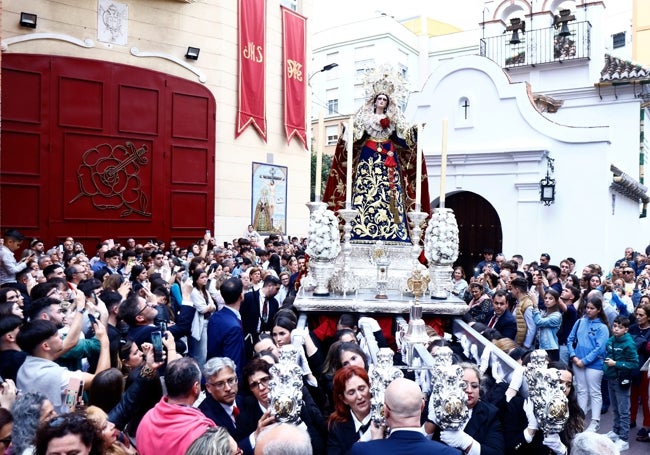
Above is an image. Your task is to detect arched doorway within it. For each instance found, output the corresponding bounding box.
[433,192,503,279]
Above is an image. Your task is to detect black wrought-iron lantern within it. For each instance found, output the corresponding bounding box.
[540,156,556,206]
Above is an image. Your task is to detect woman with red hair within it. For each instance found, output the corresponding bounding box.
[327,366,379,454]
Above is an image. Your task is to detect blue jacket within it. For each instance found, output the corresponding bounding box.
[567,317,609,370]
[351,430,461,455]
[531,308,561,350]
[206,306,246,380]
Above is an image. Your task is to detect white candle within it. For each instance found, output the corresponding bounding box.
[440,118,448,209]
[345,116,354,206]
[416,123,423,207]
[315,110,324,201]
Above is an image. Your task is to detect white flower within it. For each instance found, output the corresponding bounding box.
[424,209,459,265]
[306,208,342,260]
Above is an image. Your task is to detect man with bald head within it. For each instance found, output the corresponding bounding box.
[350,378,461,455]
[254,423,312,455]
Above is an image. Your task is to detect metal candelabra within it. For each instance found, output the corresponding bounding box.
[338,204,358,296]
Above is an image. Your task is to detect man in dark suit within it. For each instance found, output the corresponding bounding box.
[207,277,246,378]
[485,290,517,341]
[198,356,244,439]
[240,275,281,349]
[350,378,461,455]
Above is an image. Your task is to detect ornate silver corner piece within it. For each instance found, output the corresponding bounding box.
[524,350,569,434]
[428,347,470,430]
[268,345,304,423]
[369,348,403,426]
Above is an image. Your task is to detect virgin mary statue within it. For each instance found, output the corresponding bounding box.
[322,64,430,244]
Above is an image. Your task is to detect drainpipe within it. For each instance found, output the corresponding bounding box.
[641,109,647,217]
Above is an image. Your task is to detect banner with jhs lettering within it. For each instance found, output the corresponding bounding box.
[236,0,266,140]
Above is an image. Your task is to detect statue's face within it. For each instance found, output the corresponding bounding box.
[375,94,388,110]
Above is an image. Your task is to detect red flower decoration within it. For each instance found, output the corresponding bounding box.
[380,117,390,129]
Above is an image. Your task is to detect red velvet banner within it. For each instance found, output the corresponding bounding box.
[282,7,307,148]
[237,0,266,140]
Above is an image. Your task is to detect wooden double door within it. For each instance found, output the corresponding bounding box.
[444,191,503,278]
[1,54,216,250]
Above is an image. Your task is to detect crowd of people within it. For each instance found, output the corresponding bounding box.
[451,246,650,453]
[0,225,649,455]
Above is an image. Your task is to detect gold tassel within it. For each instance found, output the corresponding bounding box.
[389,191,400,223]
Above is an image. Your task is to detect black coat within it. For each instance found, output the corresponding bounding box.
[240,289,279,337]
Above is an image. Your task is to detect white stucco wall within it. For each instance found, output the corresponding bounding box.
[407,55,648,270]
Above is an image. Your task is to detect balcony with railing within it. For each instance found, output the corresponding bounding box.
[480,21,591,69]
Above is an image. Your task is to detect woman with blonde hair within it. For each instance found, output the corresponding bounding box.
[185,427,239,455]
[248,267,263,291]
[85,406,136,455]
[493,337,519,355]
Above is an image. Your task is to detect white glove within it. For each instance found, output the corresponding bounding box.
[491,352,505,383]
[359,316,381,333]
[508,365,524,390]
[469,344,480,364]
[291,328,307,346]
[427,397,438,426]
[295,348,313,376]
[460,335,471,358]
[479,345,491,374]
[523,398,538,430]
[440,430,473,450]
[543,433,567,455]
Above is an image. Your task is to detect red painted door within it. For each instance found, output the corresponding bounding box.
[1,54,215,250]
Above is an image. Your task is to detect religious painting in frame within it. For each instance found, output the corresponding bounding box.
[251,162,287,235]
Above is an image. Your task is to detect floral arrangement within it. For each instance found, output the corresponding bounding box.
[424,208,459,265]
[305,207,341,260]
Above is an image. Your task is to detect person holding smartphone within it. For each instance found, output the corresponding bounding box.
[16,313,111,414]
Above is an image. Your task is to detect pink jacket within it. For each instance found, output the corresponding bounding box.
[136,397,216,455]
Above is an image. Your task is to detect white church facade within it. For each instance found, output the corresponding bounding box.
[313,0,649,272]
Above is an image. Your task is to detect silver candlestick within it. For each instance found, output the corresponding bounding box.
[337,205,358,296]
[408,208,428,266]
